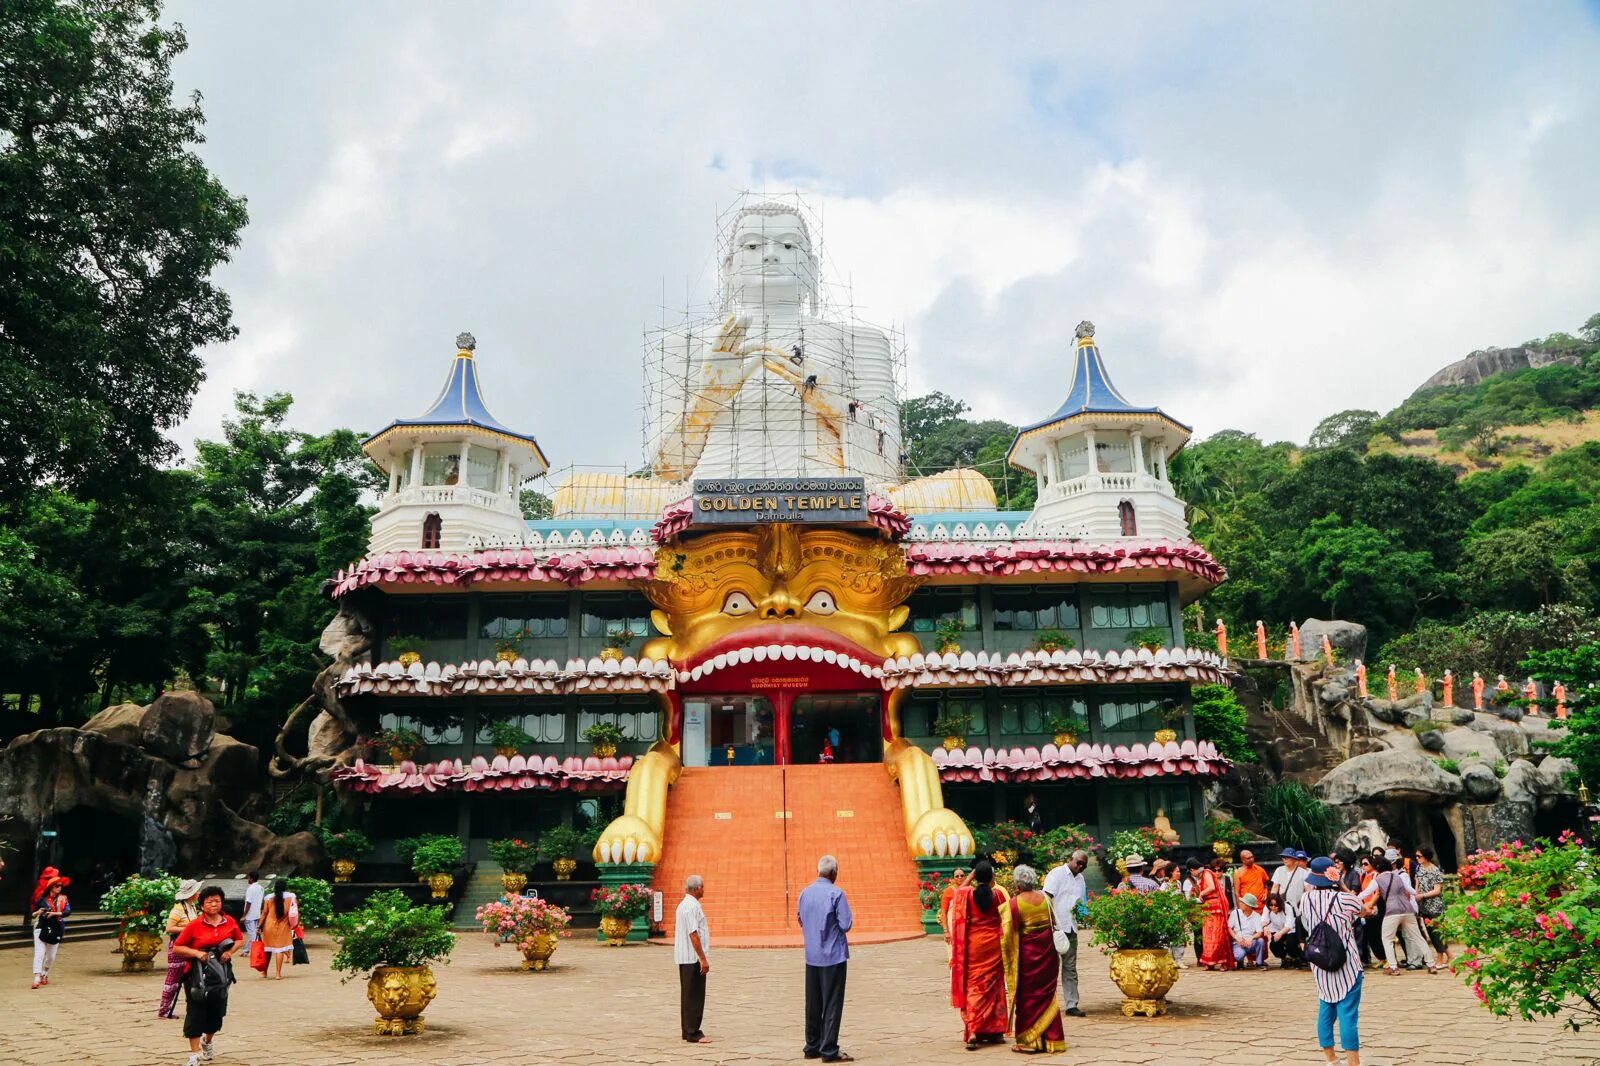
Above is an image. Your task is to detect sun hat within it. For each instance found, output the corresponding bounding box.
[175,878,203,901]
[1123,853,1147,868]
[1279,848,1297,860]
[1241,893,1260,908]
[1306,856,1338,889]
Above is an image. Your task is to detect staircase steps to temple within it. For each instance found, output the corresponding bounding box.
[0,911,123,951]
[651,764,926,948]
[454,860,508,929]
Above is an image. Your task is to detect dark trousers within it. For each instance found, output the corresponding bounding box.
[1362,900,1386,964]
[804,961,847,1059]
[678,962,706,1040]
[1269,929,1305,965]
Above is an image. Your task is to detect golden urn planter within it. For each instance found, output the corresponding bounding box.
[1152,728,1178,744]
[521,932,559,971]
[598,646,625,663]
[590,742,617,759]
[426,872,454,900]
[1108,948,1180,1017]
[1053,732,1078,747]
[120,929,162,972]
[396,651,422,668]
[1211,840,1234,859]
[501,872,528,896]
[942,735,965,751]
[494,746,518,758]
[599,916,631,946]
[494,648,519,664]
[332,858,357,883]
[552,857,578,881]
[367,965,437,1035]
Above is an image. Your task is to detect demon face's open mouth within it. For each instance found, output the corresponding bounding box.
[677,623,885,684]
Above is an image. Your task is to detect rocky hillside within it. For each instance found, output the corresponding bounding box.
[1418,344,1584,390]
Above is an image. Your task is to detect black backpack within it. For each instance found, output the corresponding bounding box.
[1303,891,1348,973]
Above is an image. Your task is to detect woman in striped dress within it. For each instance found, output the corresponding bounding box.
[1297,857,1365,1066]
[158,879,203,1017]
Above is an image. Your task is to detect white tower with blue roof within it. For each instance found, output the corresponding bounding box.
[362,333,549,554]
[1006,321,1192,541]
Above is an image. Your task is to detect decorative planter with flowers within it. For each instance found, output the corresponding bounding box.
[386,634,426,668]
[492,636,525,664]
[591,883,653,945]
[376,726,424,763]
[1033,628,1074,655]
[477,894,573,971]
[321,828,372,883]
[917,871,949,935]
[485,718,534,759]
[488,837,538,895]
[581,721,625,759]
[100,874,179,972]
[411,836,464,899]
[1044,709,1089,748]
[1103,827,1170,882]
[1126,626,1170,653]
[933,707,974,752]
[934,616,966,656]
[1085,885,1202,1017]
[598,625,636,663]
[538,825,585,880]
[330,890,455,1035]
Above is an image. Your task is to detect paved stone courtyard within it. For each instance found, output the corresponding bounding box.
[5,931,1599,1065]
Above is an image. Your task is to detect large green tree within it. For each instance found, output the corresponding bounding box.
[0,0,247,503]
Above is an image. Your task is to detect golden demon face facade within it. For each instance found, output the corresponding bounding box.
[642,525,921,689]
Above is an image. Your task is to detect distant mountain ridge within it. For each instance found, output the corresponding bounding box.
[1417,345,1583,392]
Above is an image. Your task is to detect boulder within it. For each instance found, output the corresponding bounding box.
[1450,708,1476,726]
[1299,619,1368,664]
[1418,730,1446,753]
[1336,818,1390,855]
[1317,749,1464,806]
[1460,762,1503,802]
[1366,694,1432,728]
[307,711,353,761]
[1317,682,1351,706]
[82,702,148,746]
[140,691,216,765]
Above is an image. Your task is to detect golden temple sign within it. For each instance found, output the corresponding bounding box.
[691,477,867,525]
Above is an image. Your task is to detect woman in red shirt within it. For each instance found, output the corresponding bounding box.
[173,886,242,1066]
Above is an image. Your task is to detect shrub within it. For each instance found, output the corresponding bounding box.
[1206,812,1254,849]
[1031,824,1100,870]
[1105,827,1168,868]
[917,871,948,910]
[486,718,534,751]
[328,889,455,981]
[320,828,372,861]
[934,616,966,651]
[1043,709,1090,738]
[932,707,975,739]
[1434,757,1461,775]
[581,721,625,748]
[376,726,423,758]
[1083,886,1203,951]
[1189,683,1257,763]
[396,833,454,867]
[1442,834,1600,1031]
[1493,758,1509,779]
[1259,781,1338,855]
[476,894,572,954]
[99,874,179,936]
[284,877,333,928]
[411,836,464,877]
[266,781,319,835]
[1034,628,1074,653]
[972,821,1038,863]
[536,825,585,862]
[487,837,539,875]
[1126,626,1170,650]
[590,883,653,921]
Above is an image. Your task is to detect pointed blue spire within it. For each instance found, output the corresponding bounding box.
[364,333,546,460]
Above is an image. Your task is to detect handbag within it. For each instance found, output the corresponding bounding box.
[291,935,309,966]
[37,913,65,945]
[249,939,267,973]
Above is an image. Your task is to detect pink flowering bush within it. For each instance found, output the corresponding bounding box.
[476,895,573,957]
[591,882,654,921]
[1442,832,1600,1031]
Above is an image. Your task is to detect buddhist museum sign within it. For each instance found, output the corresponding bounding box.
[691,477,867,525]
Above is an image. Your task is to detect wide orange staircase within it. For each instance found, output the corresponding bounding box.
[652,764,927,947]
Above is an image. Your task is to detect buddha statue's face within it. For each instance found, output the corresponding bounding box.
[722,208,818,311]
[641,525,920,683]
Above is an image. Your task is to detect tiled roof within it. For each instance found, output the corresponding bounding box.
[332,753,632,794]
[933,738,1229,783]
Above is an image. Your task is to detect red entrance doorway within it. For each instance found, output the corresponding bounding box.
[680,690,882,767]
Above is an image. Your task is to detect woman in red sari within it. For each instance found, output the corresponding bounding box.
[1000,865,1066,1054]
[945,860,1010,1050]
[1193,856,1234,971]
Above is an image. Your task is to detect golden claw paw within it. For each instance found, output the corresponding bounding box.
[593,815,660,865]
[911,808,974,859]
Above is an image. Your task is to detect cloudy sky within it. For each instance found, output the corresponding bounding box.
[167,2,1600,473]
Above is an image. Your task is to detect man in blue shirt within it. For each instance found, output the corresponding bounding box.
[797,854,854,1062]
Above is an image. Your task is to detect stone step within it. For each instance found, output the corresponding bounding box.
[0,912,124,951]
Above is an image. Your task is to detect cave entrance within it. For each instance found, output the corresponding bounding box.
[1534,799,1582,843]
[51,807,141,904]
[1426,809,1460,872]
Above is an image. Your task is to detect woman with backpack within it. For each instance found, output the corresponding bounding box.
[1298,856,1365,1066]
[30,872,70,989]
[173,885,241,1066]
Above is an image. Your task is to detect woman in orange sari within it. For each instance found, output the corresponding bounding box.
[945,860,1010,1050]
[1000,865,1066,1055]
[1192,856,1234,970]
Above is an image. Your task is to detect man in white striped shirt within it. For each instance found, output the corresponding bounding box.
[1297,857,1364,1066]
[675,875,711,1044]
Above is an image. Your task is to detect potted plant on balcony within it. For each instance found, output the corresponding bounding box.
[476,893,573,971]
[1126,626,1170,654]
[538,825,585,881]
[1153,697,1186,744]
[1044,708,1090,747]
[933,706,975,751]
[330,889,456,1036]
[322,828,373,883]
[934,616,966,655]
[1084,885,1202,1017]
[376,726,424,763]
[411,836,464,900]
[598,625,636,663]
[1034,628,1074,654]
[386,634,426,668]
[492,636,525,664]
[581,721,625,758]
[487,837,539,894]
[100,873,179,972]
[590,882,653,946]
[485,718,534,758]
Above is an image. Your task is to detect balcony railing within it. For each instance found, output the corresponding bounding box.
[1040,472,1174,502]
[381,484,520,514]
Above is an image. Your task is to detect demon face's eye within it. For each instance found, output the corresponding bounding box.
[723,591,756,616]
[804,590,837,616]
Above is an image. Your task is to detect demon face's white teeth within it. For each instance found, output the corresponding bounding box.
[737,646,754,664]
[765,644,783,661]
[678,670,690,682]
[844,657,860,673]
[796,645,815,661]
[779,644,797,661]
[690,665,705,682]
[822,649,838,664]
[752,646,769,662]
[712,652,729,671]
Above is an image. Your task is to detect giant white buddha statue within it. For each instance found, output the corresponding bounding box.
[554,198,996,519]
